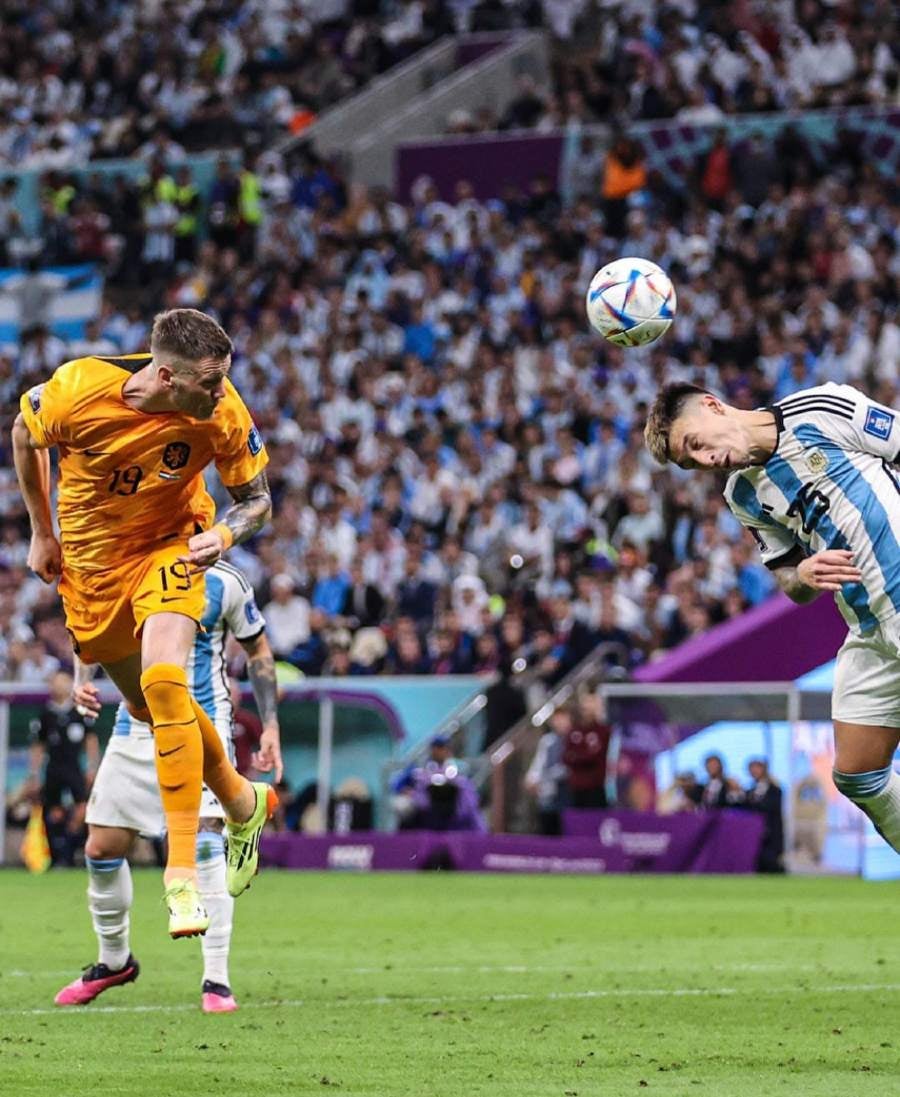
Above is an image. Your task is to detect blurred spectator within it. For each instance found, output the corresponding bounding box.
[329,777,374,833]
[524,709,570,835]
[263,574,311,660]
[562,695,612,808]
[689,753,743,811]
[657,771,700,814]
[737,759,785,874]
[28,671,98,866]
[481,667,527,750]
[601,133,647,238]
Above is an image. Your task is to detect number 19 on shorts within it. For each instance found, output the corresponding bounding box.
[158,560,192,593]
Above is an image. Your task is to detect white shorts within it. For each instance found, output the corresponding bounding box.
[832,618,900,728]
[86,727,232,837]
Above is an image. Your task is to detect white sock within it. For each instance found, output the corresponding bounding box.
[86,857,132,971]
[196,831,233,988]
[859,770,900,853]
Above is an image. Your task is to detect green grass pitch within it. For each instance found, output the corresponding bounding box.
[0,869,897,1096]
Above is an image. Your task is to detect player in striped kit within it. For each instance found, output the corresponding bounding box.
[645,381,900,854]
[55,560,282,1013]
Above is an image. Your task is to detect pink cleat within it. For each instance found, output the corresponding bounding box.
[54,955,140,1006]
[201,980,238,1013]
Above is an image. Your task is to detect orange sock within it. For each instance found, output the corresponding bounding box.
[190,698,246,812]
[141,663,203,874]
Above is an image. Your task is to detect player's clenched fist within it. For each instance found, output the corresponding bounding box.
[28,531,62,583]
[180,527,230,573]
[73,681,101,720]
[797,549,862,591]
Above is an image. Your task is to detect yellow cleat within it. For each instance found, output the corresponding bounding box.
[165,878,209,939]
[225,783,278,897]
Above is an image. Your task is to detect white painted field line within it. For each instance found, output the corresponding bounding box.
[2,982,899,1018]
[2,960,815,979]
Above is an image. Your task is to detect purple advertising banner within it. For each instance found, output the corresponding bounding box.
[262,831,432,872]
[260,810,763,875]
[396,133,564,203]
[561,809,764,874]
[396,108,900,202]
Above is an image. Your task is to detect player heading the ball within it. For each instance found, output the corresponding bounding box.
[645,380,900,854]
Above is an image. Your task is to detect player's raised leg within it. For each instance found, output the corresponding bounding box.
[55,825,140,1006]
[188,696,276,897]
[196,823,237,1013]
[138,605,274,906]
[832,721,900,851]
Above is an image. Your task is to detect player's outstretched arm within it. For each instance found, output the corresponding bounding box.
[773,549,862,603]
[12,412,61,583]
[239,631,283,783]
[181,470,272,573]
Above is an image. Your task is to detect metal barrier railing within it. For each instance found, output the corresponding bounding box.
[484,642,630,833]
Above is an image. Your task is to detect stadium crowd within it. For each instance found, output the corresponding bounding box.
[451,0,900,134]
[4,1,896,170]
[0,0,460,169]
[2,105,898,701]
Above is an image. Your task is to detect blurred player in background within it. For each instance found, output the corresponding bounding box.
[12,307,277,938]
[55,560,282,1013]
[646,381,900,853]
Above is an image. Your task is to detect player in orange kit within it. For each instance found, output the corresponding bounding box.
[12,308,278,940]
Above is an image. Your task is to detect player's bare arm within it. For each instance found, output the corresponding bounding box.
[181,470,272,572]
[221,469,272,543]
[240,631,283,782]
[11,412,60,582]
[773,550,862,603]
[72,654,102,720]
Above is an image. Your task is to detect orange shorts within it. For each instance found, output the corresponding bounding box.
[58,542,206,665]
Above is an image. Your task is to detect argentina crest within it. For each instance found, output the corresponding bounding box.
[162,441,191,470]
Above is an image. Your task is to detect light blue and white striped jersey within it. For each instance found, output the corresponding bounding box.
[113,560,265,740]
[725,383,900,636]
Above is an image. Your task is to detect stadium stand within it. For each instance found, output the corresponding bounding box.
[445,2,898,134]
[2,116,897,697]
[0,4,897,826]
[0,0,460,168]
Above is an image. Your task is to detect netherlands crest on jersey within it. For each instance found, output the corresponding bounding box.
[162,441,191,470]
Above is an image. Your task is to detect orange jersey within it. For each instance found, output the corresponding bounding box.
[19,353,268,573]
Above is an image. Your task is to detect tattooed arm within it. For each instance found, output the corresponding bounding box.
[239,630,283,782]
[220,469,273,545]
[182,470,272,571]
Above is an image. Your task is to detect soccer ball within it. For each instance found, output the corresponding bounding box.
[585,257,676,348]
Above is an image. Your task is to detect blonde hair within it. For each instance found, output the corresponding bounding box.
[150,308,232,369]
[644,383,710,465]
